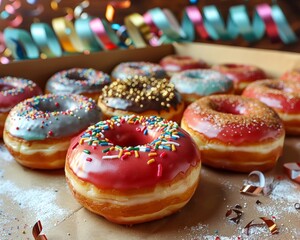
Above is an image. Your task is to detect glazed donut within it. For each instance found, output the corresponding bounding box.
[242,79,300,135]
[111,61,168,81]
[181,95,285,173]
[170,69,234,104]
[160,55,209,76]
[281,68,300,83]
[0,77,42,138]
[65,115,201,224]
[98,76,184,122]
[45,68,111,101]
[3,94,101,169]
[212,64,267,94]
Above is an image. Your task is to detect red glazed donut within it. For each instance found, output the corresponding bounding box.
[65,115,201,224]
[242,79,300,135]
[280,69,300,83]
[160,55,209,76]
[212,64,267,94]
[181,95,285,173]
[0,77,42,138]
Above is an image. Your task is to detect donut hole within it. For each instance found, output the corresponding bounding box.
[223,64,243,69]
[66,72,87,81]
[173,56,191,60]
[212,100,245,115]
[129,64,142,70]
[266,83,284,91]
[0,83,15,92]
[104,125,158,147]
[186,72,201,79]
[34,100,75,112]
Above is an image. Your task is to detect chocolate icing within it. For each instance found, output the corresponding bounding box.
[100,77,182,113]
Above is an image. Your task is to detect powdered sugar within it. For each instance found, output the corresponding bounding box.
[0,180,68,228]
[0,145,14,162]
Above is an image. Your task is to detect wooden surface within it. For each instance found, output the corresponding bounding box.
[0,0,300,53]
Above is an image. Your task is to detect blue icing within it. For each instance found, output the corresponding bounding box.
[170,69,233,96]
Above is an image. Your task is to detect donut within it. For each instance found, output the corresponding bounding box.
[242,79,300,135]
[45,68,111,101]
[111,61,168,81]
[281,68,300,83]
[65,115,201,224]
[3,94,101,169]
[160,55,209,76]
[98,76,184,122]
[212,64,267,94]
[181,95,285,172]
[170,69,234,104]
[0,77,42,138]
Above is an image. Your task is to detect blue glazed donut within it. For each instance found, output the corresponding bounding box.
[111,62,168,80]
[170,69,234,103]
[46,68,111,101]
[3,94,102,169]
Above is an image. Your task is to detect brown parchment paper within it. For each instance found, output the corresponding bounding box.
[0,43,300,240]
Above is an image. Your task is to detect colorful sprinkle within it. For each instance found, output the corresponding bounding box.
[157,163,163,177]
[147,159,155,164]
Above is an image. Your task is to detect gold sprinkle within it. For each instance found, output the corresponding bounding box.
[147,159,155,164]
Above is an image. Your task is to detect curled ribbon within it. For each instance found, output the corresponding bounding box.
[244,217,279,235]
[2,3,298,61]
[240,171,266,196]
[3,27,39,59]
[30,22,63,57]
[89,18,119,50]
[52,17,85,53]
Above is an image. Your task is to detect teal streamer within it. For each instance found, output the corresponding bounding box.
[30,22,63,57]
[4,27,39,59]
[202,5,238,40]
[271,5,298,44]
[148,8,186,41]
[228,5,265,42]
[181,9,196,41]
[75,17,102,51]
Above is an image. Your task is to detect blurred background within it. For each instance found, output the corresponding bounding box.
[0,0,300,54]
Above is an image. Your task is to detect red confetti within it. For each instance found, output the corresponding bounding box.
[32,220,47,240]
[86,157,92,162]
[48,130,54,136]
[55,102,60,107]
[159,152,167,158]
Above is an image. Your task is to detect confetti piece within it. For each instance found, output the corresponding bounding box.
[244,217,279,236]
[225,205,243,224]
[32,220,48,240]
[240,171,265,196]
[256,200,262,205]
[283,162,300,184]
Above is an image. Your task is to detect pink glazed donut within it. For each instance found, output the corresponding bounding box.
[0,77,42,138]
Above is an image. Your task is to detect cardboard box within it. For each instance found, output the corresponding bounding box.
[1,43,300,240]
